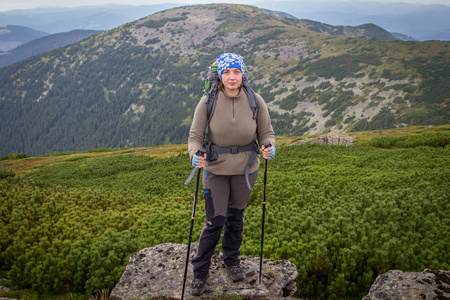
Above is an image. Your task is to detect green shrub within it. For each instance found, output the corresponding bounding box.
[371,132,450,149]
[403,85,417,93]
[0,153,29,161]
[317,81,332,90]
[137,17,188,29]
[0,169,15,179]
[88,148,112,153]
[1,145,449,299]
[381,69,408,80]
[145,38,161,45]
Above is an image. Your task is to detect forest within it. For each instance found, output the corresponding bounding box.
[1,127,449,299]
[0,4,449,157]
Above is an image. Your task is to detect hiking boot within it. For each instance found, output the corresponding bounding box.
[228,265,245,282]
[190,274,208,296]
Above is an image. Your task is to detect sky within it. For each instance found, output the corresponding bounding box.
[1,0,450,12]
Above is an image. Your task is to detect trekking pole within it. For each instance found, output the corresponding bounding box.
[182,150,205,299]
[259,141,271,284]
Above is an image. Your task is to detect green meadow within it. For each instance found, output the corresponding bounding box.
[1,127,449,299]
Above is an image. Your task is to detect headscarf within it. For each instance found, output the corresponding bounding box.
[216,53,245,80]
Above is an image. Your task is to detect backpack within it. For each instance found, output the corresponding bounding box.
[202,61,260,190]
[202,61,259,162]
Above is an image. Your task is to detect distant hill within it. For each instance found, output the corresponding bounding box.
[0,4,448,157]
[1,1,449,41]
[0,6,400,69]
[391,32,417,42]
[0,25,48,51]
[0,4,179,34]
[256,0,450,41]
[0,29,102,68]
[291,20,398,41]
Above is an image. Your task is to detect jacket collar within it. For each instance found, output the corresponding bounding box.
[222,88,244,99]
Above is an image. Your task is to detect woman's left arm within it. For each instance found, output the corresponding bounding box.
[255,94,276,158]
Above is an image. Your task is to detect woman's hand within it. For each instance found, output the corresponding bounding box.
[261,145,275,160]
[192,153,206,168]
[197,153,206,168]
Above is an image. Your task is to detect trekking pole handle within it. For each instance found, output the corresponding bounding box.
[261,140,272,160]
[184,149,206,186]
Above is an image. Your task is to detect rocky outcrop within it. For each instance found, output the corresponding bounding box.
[290,133,356,146]
[363,269,450,300]
[0,278,17,300]
[110,243,298,300]
[104,242,450,300]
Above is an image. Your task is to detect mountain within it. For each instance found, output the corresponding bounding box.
[0,4,448,157]
[0,8,398,68]
[290,20,398,41]
[1,1,449,41]
[0,4,180,34]
[255,0,450,41]
[0,25,48,51]
[0,29,102,68]
[264,7,398,41]
[391,32,417,42]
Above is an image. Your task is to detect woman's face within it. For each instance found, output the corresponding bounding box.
[221,68,243,96]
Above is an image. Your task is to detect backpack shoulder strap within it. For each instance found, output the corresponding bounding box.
[203,62,219,161]
[242,78,258,120]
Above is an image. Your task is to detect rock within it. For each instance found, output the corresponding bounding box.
[290,133,356,146]
[0,278,17,300]
[110,243,298,300]
[363,269,450,300]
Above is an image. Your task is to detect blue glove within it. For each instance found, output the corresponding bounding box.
[191,155,199,168]
[269,147,275,160]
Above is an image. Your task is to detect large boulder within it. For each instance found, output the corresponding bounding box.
[110,243,298,299]
[363,269,450,299]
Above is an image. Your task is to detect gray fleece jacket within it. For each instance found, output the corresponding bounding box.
[188,88,275,176]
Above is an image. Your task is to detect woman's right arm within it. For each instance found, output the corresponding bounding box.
[188,98,207,163]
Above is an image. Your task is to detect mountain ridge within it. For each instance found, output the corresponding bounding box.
[0,8,399,68]
[256,0,450,41]
[0,4,448,156]
[0,29,102,68]
[0,4,179,34]
[0,25,48,51]
[1,1,448,41]
[0,9,394,68]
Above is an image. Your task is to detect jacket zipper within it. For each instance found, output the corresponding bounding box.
[232,97,236,119]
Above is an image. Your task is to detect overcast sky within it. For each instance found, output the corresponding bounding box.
[1,0,450,12]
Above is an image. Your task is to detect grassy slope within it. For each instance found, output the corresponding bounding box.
[2,125,448,175]
[0,125,449,300]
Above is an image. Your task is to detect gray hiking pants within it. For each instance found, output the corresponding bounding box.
[191,170,259,279]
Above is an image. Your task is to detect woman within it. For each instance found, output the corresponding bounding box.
[188,53,275,296]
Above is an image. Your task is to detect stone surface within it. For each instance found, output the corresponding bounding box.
[110,243,298,300]
[363,269,450,300]
[290,133,356,146]
[0,278,16,300]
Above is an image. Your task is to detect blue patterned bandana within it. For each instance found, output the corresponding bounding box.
[216,53,245,80]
